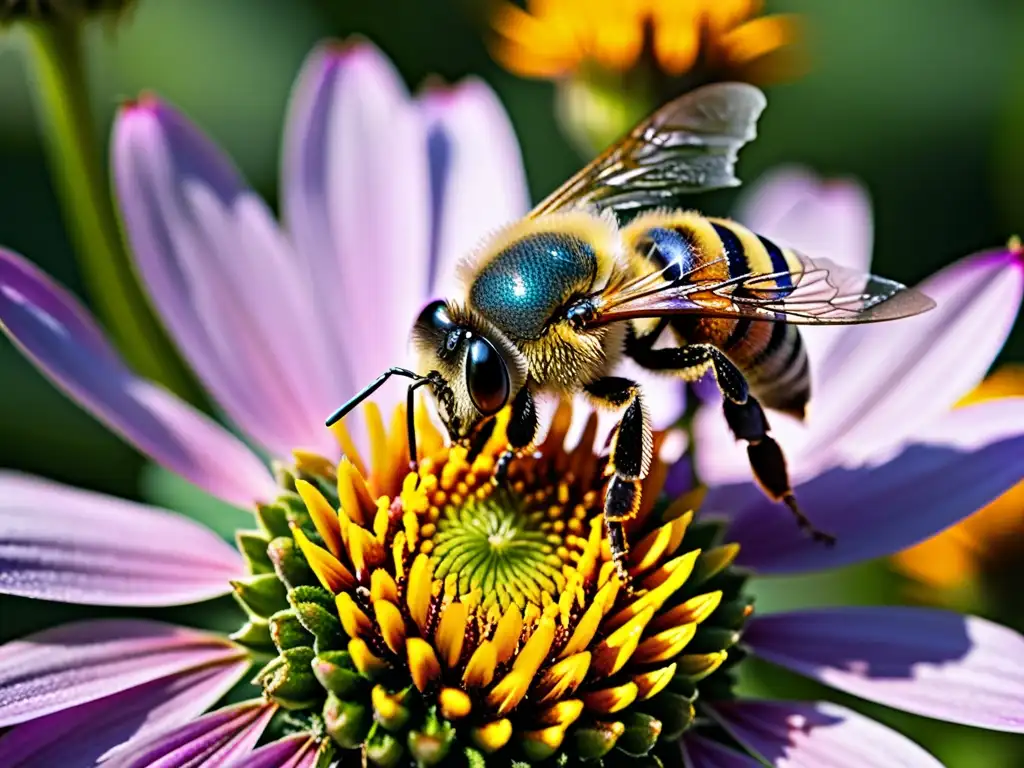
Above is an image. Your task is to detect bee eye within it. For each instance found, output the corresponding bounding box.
[466,337,510,416]
[417,300,453,332]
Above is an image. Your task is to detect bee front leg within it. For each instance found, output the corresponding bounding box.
[584,377,652,588]
[492,386,537,487]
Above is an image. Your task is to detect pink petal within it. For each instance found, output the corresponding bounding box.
[714,699,943,767]
[727,398,1024,574]
[733,166,874,379]
[114,700,275,768]
[420,78,529,299]
[0,619,243,727]
[735,166,874,274]
[805,247,1024,470]
[114,97,337,459]
[237,733,318,768]
[0,658,248,767]
[0,472,244,606]
[281,42,430,420]
[0,248,276,508]
[681,735,762,767]
[746,608,1024,733]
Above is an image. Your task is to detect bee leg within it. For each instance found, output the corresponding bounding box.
[492,386,538,488]
[584,377,652,590]
[723,396,836,546]
[625,337,834,546]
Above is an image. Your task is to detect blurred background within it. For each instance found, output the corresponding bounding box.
[0,1,1021,765]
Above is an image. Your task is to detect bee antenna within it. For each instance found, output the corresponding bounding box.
[324,367,423,427]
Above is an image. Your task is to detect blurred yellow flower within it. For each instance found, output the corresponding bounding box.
[490,0,803,83]
[892,365,1024,595]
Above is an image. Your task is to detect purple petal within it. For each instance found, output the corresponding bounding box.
[681,735,762,767]
[420,78,529,298]
[0,472,244,606]
[746,608,1024,733]
[726,398,1024,574]
[114,97,338,459]
[238,733,318,768]
[0,658,248,767]
[0,619,243,727]
[802,248,1024,470]
[714,699,943,767]
[0,249,276,508]
[281,42,431,420]
[114,700,275,768]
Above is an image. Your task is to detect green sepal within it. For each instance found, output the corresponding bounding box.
[236,530,273,574]
[257,502,292,539]
[408,710,454,767]
[645,692,694,741]
[324,692,371,749]
[269,610,313,652]
[690,545,740,587]
[312,651,364,697]
[231,573,288,618]
[229,618,273,650]
[312,739,337,768]
[521,730,561,762]
[616,711,662,756]
[289,585,335,611]
[268,537,318,590]
[373,685,413,732]
[687,627,741,654]
[366,723,405,768]
[706,597,755,629]
[256,646,319,709]
[572,721,623,760]
[463,748,488,768]
[273,463,298,494]
[293,601,344,653]
[680,519,727,552]
[675,651,729,681]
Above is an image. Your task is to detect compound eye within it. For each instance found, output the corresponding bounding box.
[466,337,510,415]
[416,300,454,333]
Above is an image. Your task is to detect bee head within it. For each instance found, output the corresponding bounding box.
[412,299,527,442]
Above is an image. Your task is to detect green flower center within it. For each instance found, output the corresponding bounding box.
[432,496,568,612]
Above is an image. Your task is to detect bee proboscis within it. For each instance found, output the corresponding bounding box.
[326,83,935,581]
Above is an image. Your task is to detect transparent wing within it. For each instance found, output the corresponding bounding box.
[590,253,937,326]
[530,83,768,218]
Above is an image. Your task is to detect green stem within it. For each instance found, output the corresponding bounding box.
[23,18,203,403]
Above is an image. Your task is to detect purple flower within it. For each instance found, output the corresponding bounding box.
[0,44,1022,768]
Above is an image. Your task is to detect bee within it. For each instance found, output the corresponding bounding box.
[326,83,935,580]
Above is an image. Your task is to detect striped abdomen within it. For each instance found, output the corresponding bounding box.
[622,212,810,418]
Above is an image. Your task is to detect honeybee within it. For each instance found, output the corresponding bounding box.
[327,83,935,578]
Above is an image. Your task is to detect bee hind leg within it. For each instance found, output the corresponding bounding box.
[624,334,834,546]
[723,396,835,546]
[492,386,538,488]
[584,377,653,589]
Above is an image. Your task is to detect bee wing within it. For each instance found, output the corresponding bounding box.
[588,252,937,326]
[529,83,768,218]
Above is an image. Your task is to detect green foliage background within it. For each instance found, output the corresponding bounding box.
[0,1,1022,765]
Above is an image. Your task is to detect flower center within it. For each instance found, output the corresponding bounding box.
[229,402,753,766]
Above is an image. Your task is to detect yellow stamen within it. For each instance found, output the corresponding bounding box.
[472,719,513,753]
[651,591,723,633]
[349,637,387,678]
[406,554,434,633]
[537,699,585,727]
[438,687,473,719]
[335,592,371,638]
[492,604,523,664]
[370,569,399,604]
[407,638,441,692]
[291,525,354,592]
[582,682,638,714]
[435,601,468,668]
[295,479,342,558]
[463,641,498,688]
[633,662,677,700]
[374,600,407,655]
[534,651,591,703]
[329,421,365,477]
[591,606,654,677]
[632,622,698,665]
